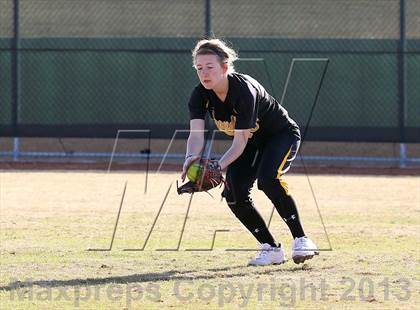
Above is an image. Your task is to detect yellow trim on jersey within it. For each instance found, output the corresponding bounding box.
[211,110,260,137]
[276,148,292,195]
[213,115,236,136]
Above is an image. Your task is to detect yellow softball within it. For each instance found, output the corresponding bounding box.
[187,163,201,182]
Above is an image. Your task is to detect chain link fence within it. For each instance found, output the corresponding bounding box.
[0,0,419,145]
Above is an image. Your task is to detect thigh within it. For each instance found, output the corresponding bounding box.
[258,130,300,179]
[223,142,261,200]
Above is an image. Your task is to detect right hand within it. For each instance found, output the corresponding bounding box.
[181,155,200,181]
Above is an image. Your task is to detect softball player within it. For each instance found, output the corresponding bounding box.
[182,38,319,265]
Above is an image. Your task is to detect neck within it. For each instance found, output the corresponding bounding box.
[213,76,229,96]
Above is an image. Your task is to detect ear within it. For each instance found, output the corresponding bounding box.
[222,63,229,74]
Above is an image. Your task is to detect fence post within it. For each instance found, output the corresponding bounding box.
[205,0,212,38]
[204,0,214,154]
[12,0,20,161]
[398,0,407,167]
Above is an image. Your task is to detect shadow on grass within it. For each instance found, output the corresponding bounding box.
[0,263,311,291]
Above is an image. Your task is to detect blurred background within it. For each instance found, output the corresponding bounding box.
[0,0,419,171]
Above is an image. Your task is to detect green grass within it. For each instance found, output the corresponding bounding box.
[0,172,419,309]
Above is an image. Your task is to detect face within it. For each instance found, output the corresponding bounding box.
[194,54,228,90]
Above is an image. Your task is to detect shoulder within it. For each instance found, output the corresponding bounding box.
[233,73,262,90]
[189,83,209,102]
[188,84,209,118]
[229,72,259,85]
[229,73,258,100]
[191,83,207,96]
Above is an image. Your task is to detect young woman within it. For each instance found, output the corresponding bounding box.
[182,38,319,266]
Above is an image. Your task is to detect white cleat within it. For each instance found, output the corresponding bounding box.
[292,237,319,264]
[248,243,286,266]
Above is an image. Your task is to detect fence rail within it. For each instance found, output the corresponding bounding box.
[0,0,419,166]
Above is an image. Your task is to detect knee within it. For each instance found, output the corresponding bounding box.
[222,187,251,216]
[257,177,277,192]
[257,176,289,199]
[222,183,251,205]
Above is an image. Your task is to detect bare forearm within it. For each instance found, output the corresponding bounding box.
[218,130,250,170]
[218,142,246,170]
[186,134,204,158]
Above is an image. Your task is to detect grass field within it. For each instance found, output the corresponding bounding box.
[0,171,419,309]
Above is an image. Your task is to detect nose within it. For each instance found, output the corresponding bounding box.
[199,72,209,80]
[200,67,210,75]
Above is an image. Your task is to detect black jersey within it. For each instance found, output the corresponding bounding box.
[188,72,300,145]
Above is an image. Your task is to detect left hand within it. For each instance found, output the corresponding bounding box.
[181,155,200,182]
[177,159,224,194]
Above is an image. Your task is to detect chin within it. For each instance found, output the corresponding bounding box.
[201,83,213,90]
